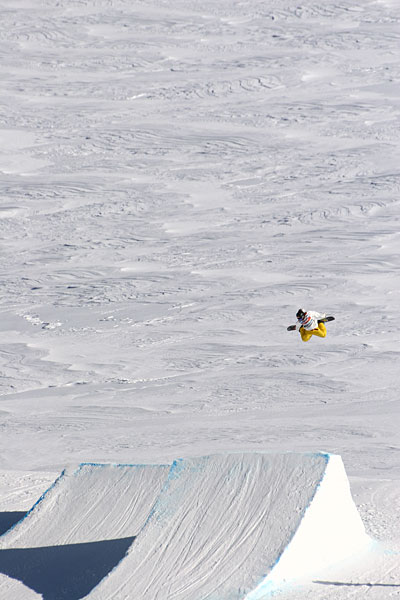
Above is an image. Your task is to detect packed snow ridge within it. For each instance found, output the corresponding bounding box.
[0,452,370,600]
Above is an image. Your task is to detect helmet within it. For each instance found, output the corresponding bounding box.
[296,308,306,321]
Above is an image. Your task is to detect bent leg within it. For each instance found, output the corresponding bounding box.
[311,322,327,338]
[299,326,313,342]
[300,323,327,342]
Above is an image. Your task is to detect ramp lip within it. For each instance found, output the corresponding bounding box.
[244,453,333,599]
[245,453,371,599]
[74,461,171,474]
[0,469,67,541]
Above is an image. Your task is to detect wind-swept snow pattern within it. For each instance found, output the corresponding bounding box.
[1,0,400,596]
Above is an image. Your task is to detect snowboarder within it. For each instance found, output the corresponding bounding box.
[287,309,335,342]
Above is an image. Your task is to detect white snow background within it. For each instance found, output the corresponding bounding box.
[0,0,400,597]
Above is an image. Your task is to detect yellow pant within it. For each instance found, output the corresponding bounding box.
[300,322,326,342]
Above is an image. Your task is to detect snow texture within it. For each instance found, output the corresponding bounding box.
[1,0,400,597]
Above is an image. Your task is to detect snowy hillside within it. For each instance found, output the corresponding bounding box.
[0,0,400,597]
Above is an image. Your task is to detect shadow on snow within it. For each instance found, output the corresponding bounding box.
[315,580,400,588]
[0,536,135,599]
[0,512,27,536]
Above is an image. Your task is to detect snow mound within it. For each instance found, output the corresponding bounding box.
[0,454,370,599]
[88,452,370,599]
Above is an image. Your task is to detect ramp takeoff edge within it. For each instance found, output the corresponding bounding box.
[245,454,371,598]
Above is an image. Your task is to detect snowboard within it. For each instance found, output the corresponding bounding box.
[287,316,334,331]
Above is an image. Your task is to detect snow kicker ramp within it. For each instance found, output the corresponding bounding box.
[0,453,370,600]
[0,463,170,599]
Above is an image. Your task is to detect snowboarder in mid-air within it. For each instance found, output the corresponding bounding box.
[287,309,335,342]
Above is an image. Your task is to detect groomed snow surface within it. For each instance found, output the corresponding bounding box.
[0,453,370,600]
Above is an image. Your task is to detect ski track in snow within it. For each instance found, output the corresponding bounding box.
[0,0,400,597]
